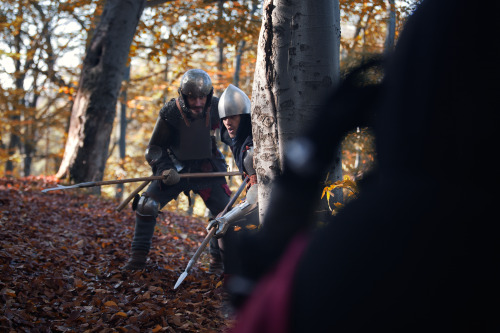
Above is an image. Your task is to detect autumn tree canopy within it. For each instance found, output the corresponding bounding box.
[1,0,417,205]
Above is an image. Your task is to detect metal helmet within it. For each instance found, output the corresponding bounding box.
[178,69,214,115]
[218,84,251,119]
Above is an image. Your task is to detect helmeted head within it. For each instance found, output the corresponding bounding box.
[219,84,251,139]
[178,69,214,118]
[218,84,251,119]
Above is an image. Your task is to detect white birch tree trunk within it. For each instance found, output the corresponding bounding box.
[251,0,341,221]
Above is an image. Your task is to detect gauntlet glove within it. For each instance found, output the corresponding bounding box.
[161,169,180,186]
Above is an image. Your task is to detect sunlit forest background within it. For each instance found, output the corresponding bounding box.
[0,0,418,215]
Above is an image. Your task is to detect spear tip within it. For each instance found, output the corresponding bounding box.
[174,271,188,289]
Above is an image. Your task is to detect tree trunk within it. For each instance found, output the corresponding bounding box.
[56,0,146,188]
[116,65,130,201]
[233,0,258,87]
[5,130,20,177]
[216,0,225,92]
[23,94,39,177]
[233,40,245,87]
[6,23,26,177]
[251,0,341,220]
[384,0,396,52]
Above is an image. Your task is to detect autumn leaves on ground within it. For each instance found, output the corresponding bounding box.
[0,177,233,332]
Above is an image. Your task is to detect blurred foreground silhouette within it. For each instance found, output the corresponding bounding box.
[228,0,498,332]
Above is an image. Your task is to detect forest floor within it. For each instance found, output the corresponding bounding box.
[0,176,235,332]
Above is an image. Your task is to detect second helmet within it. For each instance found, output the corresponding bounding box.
[218,84,251,119]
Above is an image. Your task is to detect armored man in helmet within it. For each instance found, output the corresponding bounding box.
[219,84,256,189]
[207,84,259,279]
[123,69,231,272]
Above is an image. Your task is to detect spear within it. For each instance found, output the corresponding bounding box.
[115,180,150,212]
[173,176,249,289]
[41,171,242,193]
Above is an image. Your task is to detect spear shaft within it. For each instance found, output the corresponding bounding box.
[115,180,150,212]
[41,171,242,193]
[173,176,249,289]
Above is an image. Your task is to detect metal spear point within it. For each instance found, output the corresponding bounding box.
[173,176,249,290]
[174,227,217,289]
[41,182,99,192]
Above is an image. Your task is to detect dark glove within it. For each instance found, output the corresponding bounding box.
[161,169,180,186]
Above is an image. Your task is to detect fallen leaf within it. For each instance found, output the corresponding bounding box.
[152,324,163,332]
[115,311,127,317]
[104,300,118,307]
[172,314,183,326]
[0,177,232,332]
[4,289,16,297]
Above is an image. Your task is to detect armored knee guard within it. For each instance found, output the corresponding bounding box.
[131,195,160,254]
[134,195,160,218]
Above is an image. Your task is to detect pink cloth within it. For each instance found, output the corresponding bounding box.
[197,188,212,201]
[230,233,309,333]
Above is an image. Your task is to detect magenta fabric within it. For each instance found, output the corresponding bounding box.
[197,188,212,201]
[229,233,309,333]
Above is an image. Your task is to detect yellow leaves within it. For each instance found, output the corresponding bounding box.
[129,43,137,56]
[343,177,359,193]
[58,86,75,95]
[234,224,258,232]
[322,175,359,197]
[321,175,359,214]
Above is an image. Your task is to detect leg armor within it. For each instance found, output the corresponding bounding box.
[135,195,160,218]
[131,195,160,253]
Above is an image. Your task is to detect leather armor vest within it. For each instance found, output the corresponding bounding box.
[170,98,212,161]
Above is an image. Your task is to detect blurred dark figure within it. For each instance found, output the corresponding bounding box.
[229,0,498,331]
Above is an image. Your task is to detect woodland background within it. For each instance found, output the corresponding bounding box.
[1,0,419,331]
[1,0,417,215]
